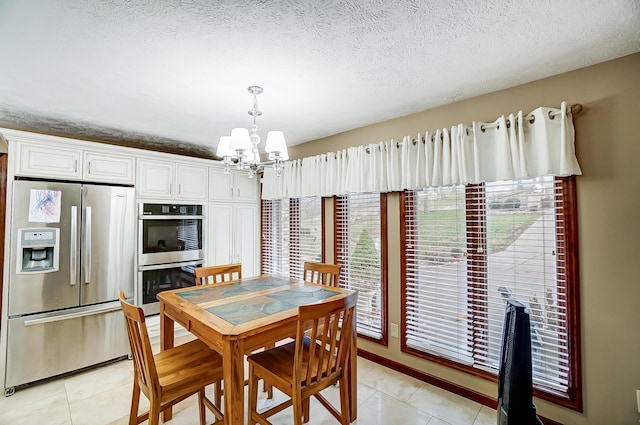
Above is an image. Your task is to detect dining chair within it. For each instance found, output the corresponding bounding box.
[247,291,357,425]
[118,291,224,425]
[303,262,341,287]
[195,263,242,285]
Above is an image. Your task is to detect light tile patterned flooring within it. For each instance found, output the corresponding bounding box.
[0,338,497,425]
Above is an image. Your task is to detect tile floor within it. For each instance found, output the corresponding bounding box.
[0,338,496,425]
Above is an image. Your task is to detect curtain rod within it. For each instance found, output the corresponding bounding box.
[404,103,583,148]
[351,103,583,155]
[479,103,583,132]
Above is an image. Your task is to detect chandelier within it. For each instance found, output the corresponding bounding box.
[216,85,288,178]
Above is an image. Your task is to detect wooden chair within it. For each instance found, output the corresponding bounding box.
[247,291,357,425]
[195,263,242,285]
[303,262,341,287]
[119,291,224,425]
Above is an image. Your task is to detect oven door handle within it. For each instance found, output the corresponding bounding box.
[138,214,205,220]
[138,260,203,271]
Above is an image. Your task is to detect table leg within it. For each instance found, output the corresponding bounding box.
[348,319,357,421]
[160,303,175,422]
[222,338,245,425]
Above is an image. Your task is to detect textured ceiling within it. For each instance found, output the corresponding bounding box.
[0,0,639,158]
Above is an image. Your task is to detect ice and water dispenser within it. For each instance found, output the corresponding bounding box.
[16,228,60,274]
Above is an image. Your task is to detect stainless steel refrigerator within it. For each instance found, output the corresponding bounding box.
[3,179,135,393]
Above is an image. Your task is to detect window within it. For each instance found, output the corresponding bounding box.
[261,197,323,279]
[335,192,387,343]
[401,176,581,409]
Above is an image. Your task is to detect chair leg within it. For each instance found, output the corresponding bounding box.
[262,343,275,399]
[292,391,304,425]
[303,397,310,423]
[264,380,273,399]
[129,379,141,425]
[148,398,161,425]
[338,376,351,425]
[198,388,206,425]
[248,364,259,425]
[214,380,222,408]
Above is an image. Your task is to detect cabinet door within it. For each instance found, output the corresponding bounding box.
[234,172,259,202]
[235,203,259,277]
[137,159,174,199]
[176,163,207,200]
[209,203,234,265]
[83,151,134,184]
[209,167,234,201]
[16,142,81,179]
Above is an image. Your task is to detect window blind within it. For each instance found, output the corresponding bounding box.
[261,197,323,279]
[297,197,324,274]
[404,176,575,397]
[335,192,386,340]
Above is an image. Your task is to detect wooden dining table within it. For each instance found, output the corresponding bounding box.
[157,274,358,425]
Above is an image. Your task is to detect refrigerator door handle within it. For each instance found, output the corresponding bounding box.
[84,206,92,283]
[23,301,122,326]
[70,206,78,286]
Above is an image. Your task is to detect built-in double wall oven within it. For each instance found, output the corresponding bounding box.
[137,203,204,315]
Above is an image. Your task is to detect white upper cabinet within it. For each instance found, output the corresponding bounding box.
[176,163,208,200]
[137,158,208,201]
[137,159,175,199]
[83,151,134,184]
[2,128,212,201]
[15,141,82,180]
[9,132,135,184]
[208,167,233,200]
[235,171,259,202]
[209,168,259,203]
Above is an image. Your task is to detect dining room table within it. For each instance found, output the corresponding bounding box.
[157,274,358,425]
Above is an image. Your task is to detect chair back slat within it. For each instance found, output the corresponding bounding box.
[303,262,341,287]
[119,291,158,395]
[195,264,242,285]
[295,292,357,389]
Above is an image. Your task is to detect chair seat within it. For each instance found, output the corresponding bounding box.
[155,339,223,398]
[249,340,334,390]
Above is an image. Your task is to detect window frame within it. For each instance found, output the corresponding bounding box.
[400,176,582,411]
[334,193,388,346]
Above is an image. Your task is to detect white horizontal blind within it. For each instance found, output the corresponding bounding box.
[261,199,287,276]
[404,176,571,395]
[404,185,472,362]
[294,197,324,279]
[336,192,384,340]
[261,197,322,279]
[482,177,569,392]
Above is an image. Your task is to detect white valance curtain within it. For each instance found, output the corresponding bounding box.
[262,102,582,200]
